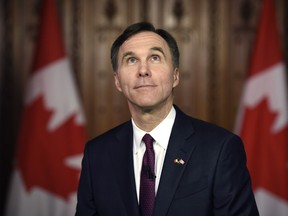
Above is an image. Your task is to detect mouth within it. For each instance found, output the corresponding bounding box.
[134,84,156,89]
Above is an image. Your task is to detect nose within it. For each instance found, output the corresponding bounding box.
[138,62,151,77]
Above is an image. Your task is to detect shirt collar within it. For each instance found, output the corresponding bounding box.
[132,106,176,153]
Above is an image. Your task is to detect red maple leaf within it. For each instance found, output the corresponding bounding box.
[241,98,288,201]
[16,96,85,200]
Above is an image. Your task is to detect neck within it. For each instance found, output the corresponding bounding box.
[129,102,173,132]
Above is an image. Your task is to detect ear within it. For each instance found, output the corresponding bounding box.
[114,72,123,92]
[172,68,180,88]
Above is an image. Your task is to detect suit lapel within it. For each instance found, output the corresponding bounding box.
[154,108,197,216]
[110,122,140,216]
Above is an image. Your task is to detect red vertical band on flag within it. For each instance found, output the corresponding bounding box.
[236,0,288,215]
[248,0,283,77]
[32,0,65,73]
[5,0,86,215]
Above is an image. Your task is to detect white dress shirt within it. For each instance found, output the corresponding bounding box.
[132,106,176,202]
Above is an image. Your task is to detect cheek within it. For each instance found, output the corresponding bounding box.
[115,73,132,92]
[160,73,177,87]
[165,75,179,91]
[114,73,131,93]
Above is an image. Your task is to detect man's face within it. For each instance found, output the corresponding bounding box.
[114,31,179,111]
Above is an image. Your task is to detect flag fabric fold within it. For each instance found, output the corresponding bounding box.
[236,0,288,215]
[5,0,86,215]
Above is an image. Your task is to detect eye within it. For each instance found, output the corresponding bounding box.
[151,55,160,62]
[127,57,137,64]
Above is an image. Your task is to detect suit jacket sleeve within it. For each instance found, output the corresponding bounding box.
[212,134,258,215]
[75,145,98,216]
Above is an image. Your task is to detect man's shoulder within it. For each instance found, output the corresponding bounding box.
[174,105,237,139]
[86,120,132,146]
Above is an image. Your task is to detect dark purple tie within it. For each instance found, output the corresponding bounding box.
[139,134,155,216]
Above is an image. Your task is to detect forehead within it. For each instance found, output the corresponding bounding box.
[119,31,170,54]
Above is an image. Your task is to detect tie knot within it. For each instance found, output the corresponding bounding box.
[142,133,154,149]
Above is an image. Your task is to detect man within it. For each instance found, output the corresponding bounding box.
[76,22,259,216]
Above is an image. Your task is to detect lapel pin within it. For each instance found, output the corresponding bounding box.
[173,158,185,165]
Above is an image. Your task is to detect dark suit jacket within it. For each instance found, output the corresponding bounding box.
[76,106,259,216]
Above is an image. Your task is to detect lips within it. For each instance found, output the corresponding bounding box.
[134,84,156,89]
[134,80,156,89]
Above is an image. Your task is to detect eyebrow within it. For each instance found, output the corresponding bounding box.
[151,46,165,57]
[121,51,134,64]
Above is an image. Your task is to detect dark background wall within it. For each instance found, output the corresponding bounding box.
[0,0,287,215]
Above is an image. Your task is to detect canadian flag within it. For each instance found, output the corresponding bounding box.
[236,0,288,215]
[5,0,86,215]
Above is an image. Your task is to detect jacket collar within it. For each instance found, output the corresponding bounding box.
[110,105,197,216]
[154,106,197,216]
